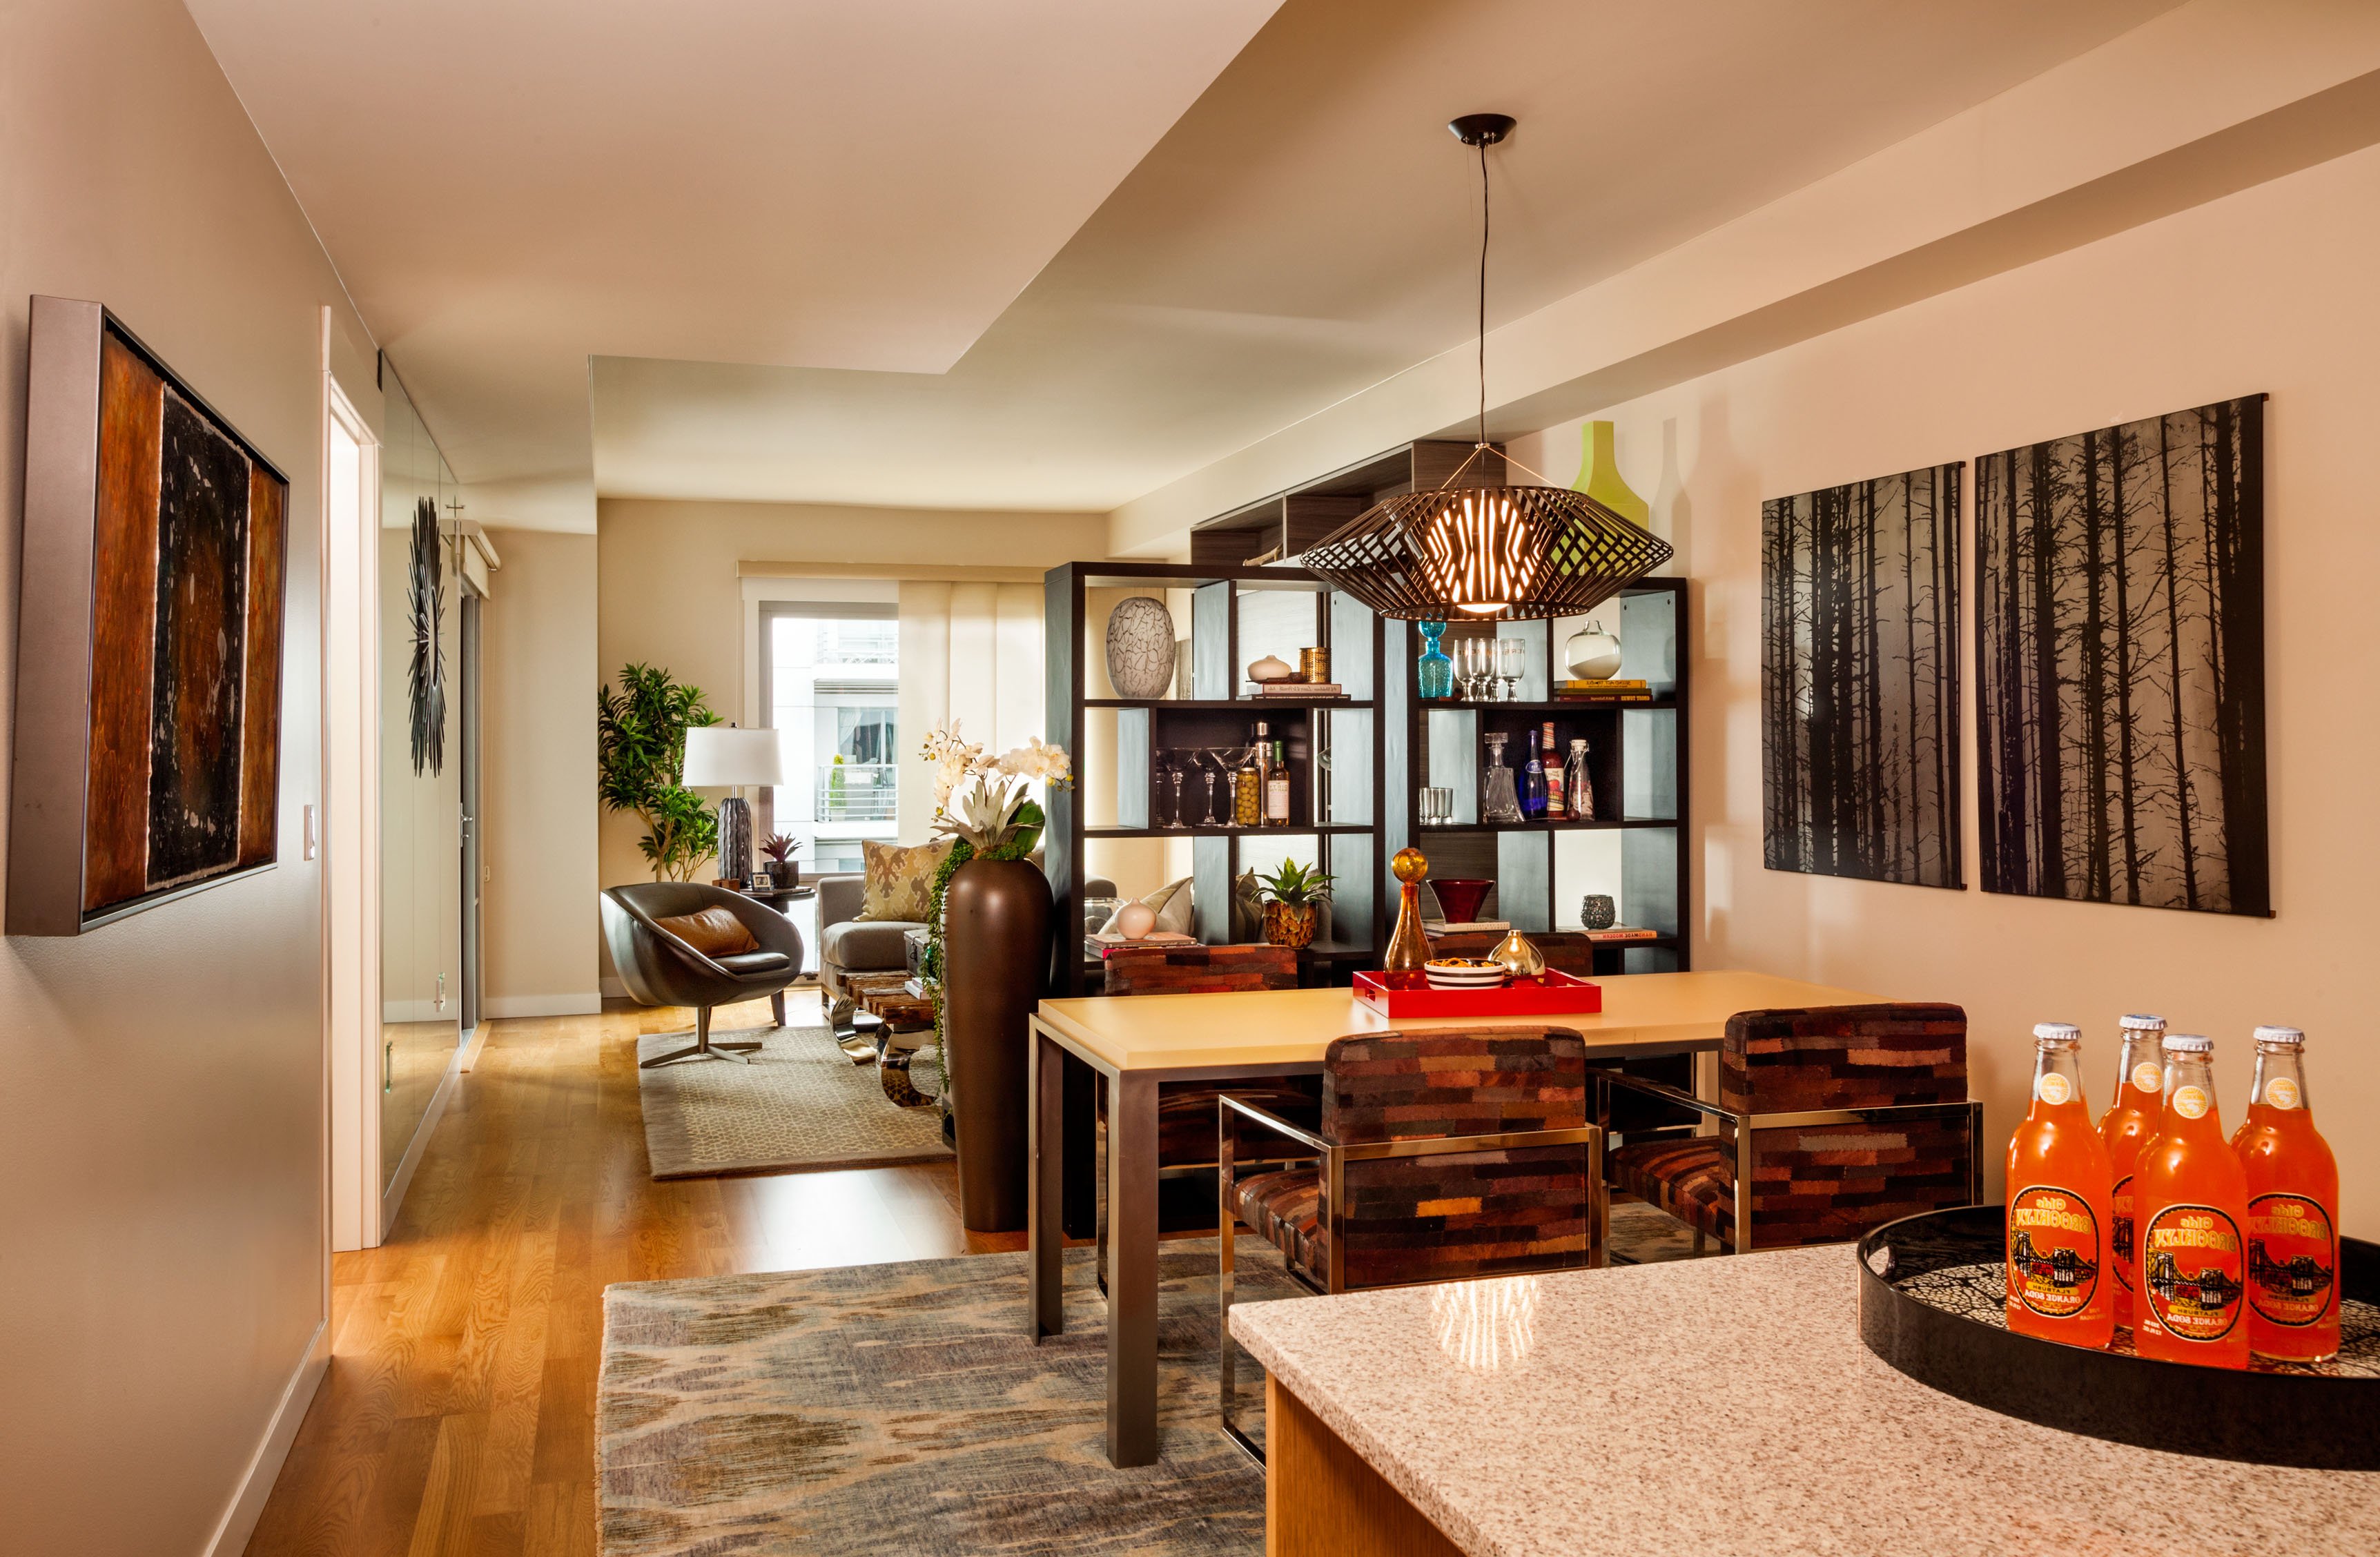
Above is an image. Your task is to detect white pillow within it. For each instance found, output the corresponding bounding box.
[1098,877,1195,937]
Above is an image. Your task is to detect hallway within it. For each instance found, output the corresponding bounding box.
[245,995,980,1555]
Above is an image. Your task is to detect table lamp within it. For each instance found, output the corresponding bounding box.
[681,725,783,885]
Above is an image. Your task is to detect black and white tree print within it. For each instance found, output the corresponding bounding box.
[1976,395,2268,916]
[1763,464,1962,889]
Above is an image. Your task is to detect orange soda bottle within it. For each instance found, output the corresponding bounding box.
[2231,1026,2341,1364]
[2098,1013,2166,1331]
[2132,1034,2250,1369]
[2005,1023,2114,1349]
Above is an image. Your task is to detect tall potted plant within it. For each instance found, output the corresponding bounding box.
[597,663,723,881]
[921,722,1071,1232]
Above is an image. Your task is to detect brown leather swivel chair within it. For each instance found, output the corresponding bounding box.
[601,883,806,1067]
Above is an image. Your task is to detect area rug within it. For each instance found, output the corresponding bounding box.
[598,1240,1298,1556]
[636,1019,953,1179]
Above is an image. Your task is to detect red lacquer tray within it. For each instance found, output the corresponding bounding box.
[1352,968,1601,1018]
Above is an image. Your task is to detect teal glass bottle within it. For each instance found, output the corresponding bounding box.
[1416,620,1454,699]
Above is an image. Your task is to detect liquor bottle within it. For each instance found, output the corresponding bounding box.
[1522,727,1548,818]
[1416,620,1454,700]
[2132,1034,2251,1369]
[1542,724,1565,819]
[2230,1026,2341,1363]
[1480,733,1523,823]
[1265,736,1291,825]
[2098,1013,2166,1331]
[2005,1023,2115,1350]
[1565,738,1594,821]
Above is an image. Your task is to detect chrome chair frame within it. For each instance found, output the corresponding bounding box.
[1594,1071,1982,1255]
[1215,1093,1605,1465]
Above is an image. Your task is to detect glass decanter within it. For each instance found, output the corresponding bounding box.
[1563,738,1594,821]
[1481,732,1524,823]
[1416,619,1454,700]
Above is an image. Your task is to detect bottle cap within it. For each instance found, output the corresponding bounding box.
[2252,1025,2305,1046]
[2162,1033,2212,1054]
[2118,1013,2166,1030]
[2031,1022,2080,1043]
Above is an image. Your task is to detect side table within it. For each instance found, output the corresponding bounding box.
[847,971,941,1108]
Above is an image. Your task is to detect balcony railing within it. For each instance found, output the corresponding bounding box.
[817,762,897,823]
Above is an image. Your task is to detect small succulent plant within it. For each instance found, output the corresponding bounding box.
[761,832,799,865]
[1254,859,1334,908]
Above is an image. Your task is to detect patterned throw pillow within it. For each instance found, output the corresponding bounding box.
[857,839,950,922]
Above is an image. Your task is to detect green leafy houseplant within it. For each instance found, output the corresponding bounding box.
[597,663,724,881]
[1255,859,1333,950]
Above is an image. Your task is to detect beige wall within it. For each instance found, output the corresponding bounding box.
[1507,139,2380,1237]
[0,1,369,1549]
[594,496,1108,897]
[483,529,602,1015]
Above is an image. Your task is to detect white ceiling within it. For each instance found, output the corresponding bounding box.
[191,0,2179,527]
[184,0,1286,496]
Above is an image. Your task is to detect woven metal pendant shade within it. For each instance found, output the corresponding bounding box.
[1303,479,1673,621]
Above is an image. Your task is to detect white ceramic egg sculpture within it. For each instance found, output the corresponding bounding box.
[1115,901,1158,941]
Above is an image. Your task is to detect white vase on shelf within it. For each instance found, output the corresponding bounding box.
[1104,596,1176,699]
[1563,626,1623,680]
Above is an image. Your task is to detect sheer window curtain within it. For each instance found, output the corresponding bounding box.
[895,582,1045,845]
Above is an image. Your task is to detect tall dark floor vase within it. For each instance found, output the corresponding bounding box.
[941,856,1050,1232]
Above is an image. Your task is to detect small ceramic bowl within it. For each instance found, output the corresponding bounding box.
[1423,957,1508,990]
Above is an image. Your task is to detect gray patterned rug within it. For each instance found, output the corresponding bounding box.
[598,1240,1296,1556]
[636,1020,952,1179]
[597,1208,1707,1554]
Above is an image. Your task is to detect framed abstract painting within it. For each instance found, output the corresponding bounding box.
[9,296,290,934]
[1762,462,1963,890]
[1974,395,2268,916]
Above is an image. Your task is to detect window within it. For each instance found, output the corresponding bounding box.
[760,603,899,877]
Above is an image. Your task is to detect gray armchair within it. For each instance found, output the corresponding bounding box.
[817,868,1115,1028]
[601,883,806,1068]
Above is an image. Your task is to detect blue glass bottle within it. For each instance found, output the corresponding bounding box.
[1416,620,1454,700]
[1522,732,1548,819]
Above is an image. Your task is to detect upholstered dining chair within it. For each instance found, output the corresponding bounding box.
[600,883,806,1068]
[1601,1003,1981,1255]
[1216,1028,1606,1460]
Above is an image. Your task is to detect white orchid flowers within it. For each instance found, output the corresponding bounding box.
[920,722,1073,852]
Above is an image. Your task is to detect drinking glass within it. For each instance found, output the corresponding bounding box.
[1199,767,1222,827]
[1496,638,1526,703]
[1162,759,1189,829]
[1456,637,1486,700]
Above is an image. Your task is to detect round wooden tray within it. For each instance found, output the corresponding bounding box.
[1856,1206,2378,1469]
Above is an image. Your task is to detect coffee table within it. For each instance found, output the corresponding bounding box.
[848,972,939,1108]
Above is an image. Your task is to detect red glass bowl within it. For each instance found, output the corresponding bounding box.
[1432,877,1494,923]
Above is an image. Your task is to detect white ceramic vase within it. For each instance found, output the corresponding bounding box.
[1104,596,1176,700]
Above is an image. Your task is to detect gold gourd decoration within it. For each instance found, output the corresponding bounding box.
[1489,926,1545,979]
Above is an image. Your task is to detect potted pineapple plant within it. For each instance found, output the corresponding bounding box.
[1255,859,1333,950]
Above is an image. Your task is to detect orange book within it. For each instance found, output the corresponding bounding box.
[2231,1026,2341,1364]
[2005,1023,2115,1350]
[2098,1014,2167,1331]
[2132,1034,2251,1369]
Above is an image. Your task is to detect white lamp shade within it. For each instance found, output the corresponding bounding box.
[681,726,783,787]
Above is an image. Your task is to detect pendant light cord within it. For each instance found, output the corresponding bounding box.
[1476,137,1490,447]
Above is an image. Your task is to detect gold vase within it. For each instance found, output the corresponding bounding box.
[1385,847,1431,972]
[1489,927,1545,979]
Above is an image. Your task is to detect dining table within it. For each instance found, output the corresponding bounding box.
[1026,968,1893,1467]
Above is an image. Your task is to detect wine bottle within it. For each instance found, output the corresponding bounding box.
[1542,723,1565,819]
[1265,736,1291,824]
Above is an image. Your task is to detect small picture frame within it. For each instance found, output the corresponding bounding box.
[748,869,774,893]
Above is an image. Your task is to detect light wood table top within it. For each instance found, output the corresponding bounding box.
[1031,970,1889,1073]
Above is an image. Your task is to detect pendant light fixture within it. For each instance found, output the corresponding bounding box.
[1303,114,1672,620]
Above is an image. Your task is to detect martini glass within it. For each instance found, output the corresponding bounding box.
[1162,758,1189,829]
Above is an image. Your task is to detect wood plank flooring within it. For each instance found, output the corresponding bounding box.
[246,992,1010,1557]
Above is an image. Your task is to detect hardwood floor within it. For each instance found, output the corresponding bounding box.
[245,991,1006,1556]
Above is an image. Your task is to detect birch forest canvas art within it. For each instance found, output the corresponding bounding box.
[1976,395,2268,916]
[1762,463,1962,889]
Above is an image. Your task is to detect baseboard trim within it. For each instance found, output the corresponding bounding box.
[485,992,603,1019]
[380,1040,464,1237]
[201,1318,329,1557]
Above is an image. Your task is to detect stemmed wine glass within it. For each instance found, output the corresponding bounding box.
[1162,756,1189,829]
[1200,746,1247,827]
[1455,637,1485,701]
[1496,638,1525,703]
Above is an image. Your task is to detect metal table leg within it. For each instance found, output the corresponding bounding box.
[1029,1026,1066,1340]
[1105,1070,1160,1466]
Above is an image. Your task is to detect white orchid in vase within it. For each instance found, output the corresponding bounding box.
[921,722,1073,858]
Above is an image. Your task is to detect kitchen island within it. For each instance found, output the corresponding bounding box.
[1229,1244,2380,1556]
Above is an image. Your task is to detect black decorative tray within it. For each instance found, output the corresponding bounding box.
[1857,1206,2379,1469]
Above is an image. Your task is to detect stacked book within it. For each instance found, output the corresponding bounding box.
[1423,919,1510,937]
[1249,681,1343,698]
[1556,677,1652,703]
[1581,926,1660,942]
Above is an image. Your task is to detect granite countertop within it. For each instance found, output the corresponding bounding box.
[1229,1246,2380,1557]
